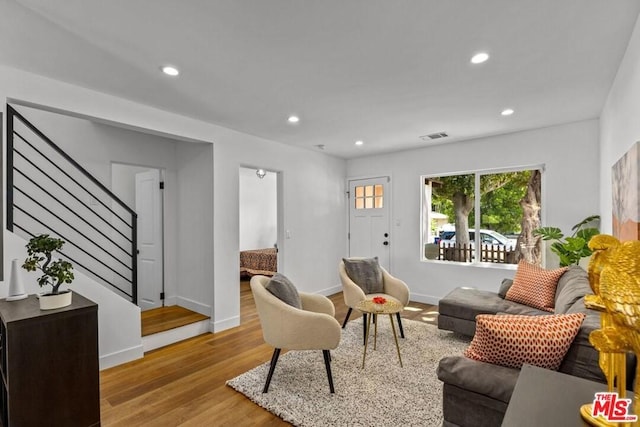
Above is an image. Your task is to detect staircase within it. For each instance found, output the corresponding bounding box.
[7,104,138,303]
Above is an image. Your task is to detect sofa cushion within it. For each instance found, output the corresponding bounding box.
[560,298,607,381]
[498,304,551,316]
[505,261,568,312]
[442,384,509,427]
[564,297,635,389]
[439,288,514,321]
[342,257,384,294]
[437,356,520,404]
[554,266,591,314]
[464,313,586,370]
[438,315,478,337]
[266,273,302,309]
[498,278,513,299]
[439,287,549,322]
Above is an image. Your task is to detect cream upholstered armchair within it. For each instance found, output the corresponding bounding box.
[250,275,341,393]
[339,258,410,343]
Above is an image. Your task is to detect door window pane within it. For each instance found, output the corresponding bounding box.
[365,185,373,197]
[365,197,373,209]
[354,184,384,210]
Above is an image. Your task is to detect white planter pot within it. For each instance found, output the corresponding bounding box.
[424,243,440,260]
[39,290,72,310]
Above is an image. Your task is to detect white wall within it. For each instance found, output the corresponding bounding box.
[1,66,347,351]
[176,142,214,316]
[239,167,277,251]
[600,13,640,234]
[112,163,157,209]
[16,106,177,189]
[347,120,600,304]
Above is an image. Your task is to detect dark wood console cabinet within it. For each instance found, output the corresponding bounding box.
[0,293,100,427]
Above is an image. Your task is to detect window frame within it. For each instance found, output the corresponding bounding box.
[420,164,545,268]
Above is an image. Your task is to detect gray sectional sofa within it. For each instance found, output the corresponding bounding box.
[436,266,633,427]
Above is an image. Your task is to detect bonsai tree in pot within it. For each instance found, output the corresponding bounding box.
[22,234,75,309]
[533,215,600,267]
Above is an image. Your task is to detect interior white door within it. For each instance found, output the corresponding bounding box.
[136,169,163,311]
[348,177,391,270]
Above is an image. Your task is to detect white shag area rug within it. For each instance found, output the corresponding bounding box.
[227,318,469,427]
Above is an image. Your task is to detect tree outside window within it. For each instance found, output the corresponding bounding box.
[422,168,542,265]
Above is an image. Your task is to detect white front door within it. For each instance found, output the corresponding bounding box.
[348,177,391,270]
[136,169,163,311]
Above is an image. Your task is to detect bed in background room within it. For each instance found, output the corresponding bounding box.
[240,248,277,277]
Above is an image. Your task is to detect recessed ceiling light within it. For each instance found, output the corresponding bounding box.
[470,52,489,64]
[161,65,180,76]
[288,115,300,123]
[355,140,364,146]
[501,108,515,116]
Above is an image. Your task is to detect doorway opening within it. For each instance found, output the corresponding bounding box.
[111,163,165,311]
[238,166,279,322]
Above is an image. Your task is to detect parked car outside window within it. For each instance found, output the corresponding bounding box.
[438,229,517,249]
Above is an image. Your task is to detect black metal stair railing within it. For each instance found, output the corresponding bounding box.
[6,104,138,304]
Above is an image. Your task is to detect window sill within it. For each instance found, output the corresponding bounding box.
[421,259,518,270]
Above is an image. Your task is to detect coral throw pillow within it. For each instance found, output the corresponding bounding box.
[464,313,585,370]
[505,261,568,311]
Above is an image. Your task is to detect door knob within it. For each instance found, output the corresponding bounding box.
[383,241,389,246]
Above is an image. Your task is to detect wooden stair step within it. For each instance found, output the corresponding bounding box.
[141,306,209,337]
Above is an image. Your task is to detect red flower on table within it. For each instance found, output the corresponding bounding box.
[372,296,386,305]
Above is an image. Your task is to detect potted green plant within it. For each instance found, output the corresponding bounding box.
[533,215,600,267]
[22,234,75,310]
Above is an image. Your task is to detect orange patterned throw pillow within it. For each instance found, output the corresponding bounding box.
[464,313,586,370]
[505,261,568,311]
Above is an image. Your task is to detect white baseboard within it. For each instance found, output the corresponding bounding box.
[100,344,144,370]
[212,315,240,332]
[408,292,440,306]
[316,284,342,297]
[176,296,211,317]
[142,319,210,352]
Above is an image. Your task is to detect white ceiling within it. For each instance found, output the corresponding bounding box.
[2,0,639,158]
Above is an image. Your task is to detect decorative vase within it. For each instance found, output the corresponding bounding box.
[6,259,28,301]
[39,290,72,310]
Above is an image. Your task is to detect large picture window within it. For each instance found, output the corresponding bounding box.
[422,168,542,265]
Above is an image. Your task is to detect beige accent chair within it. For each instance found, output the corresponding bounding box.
[250,275,341,393]
[339,260,410,343]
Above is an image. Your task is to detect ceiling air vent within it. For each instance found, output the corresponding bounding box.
[420,132,449,141]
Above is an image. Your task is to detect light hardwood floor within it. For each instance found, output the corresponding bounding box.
[100,281,438,426]
[141,306,210,336]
